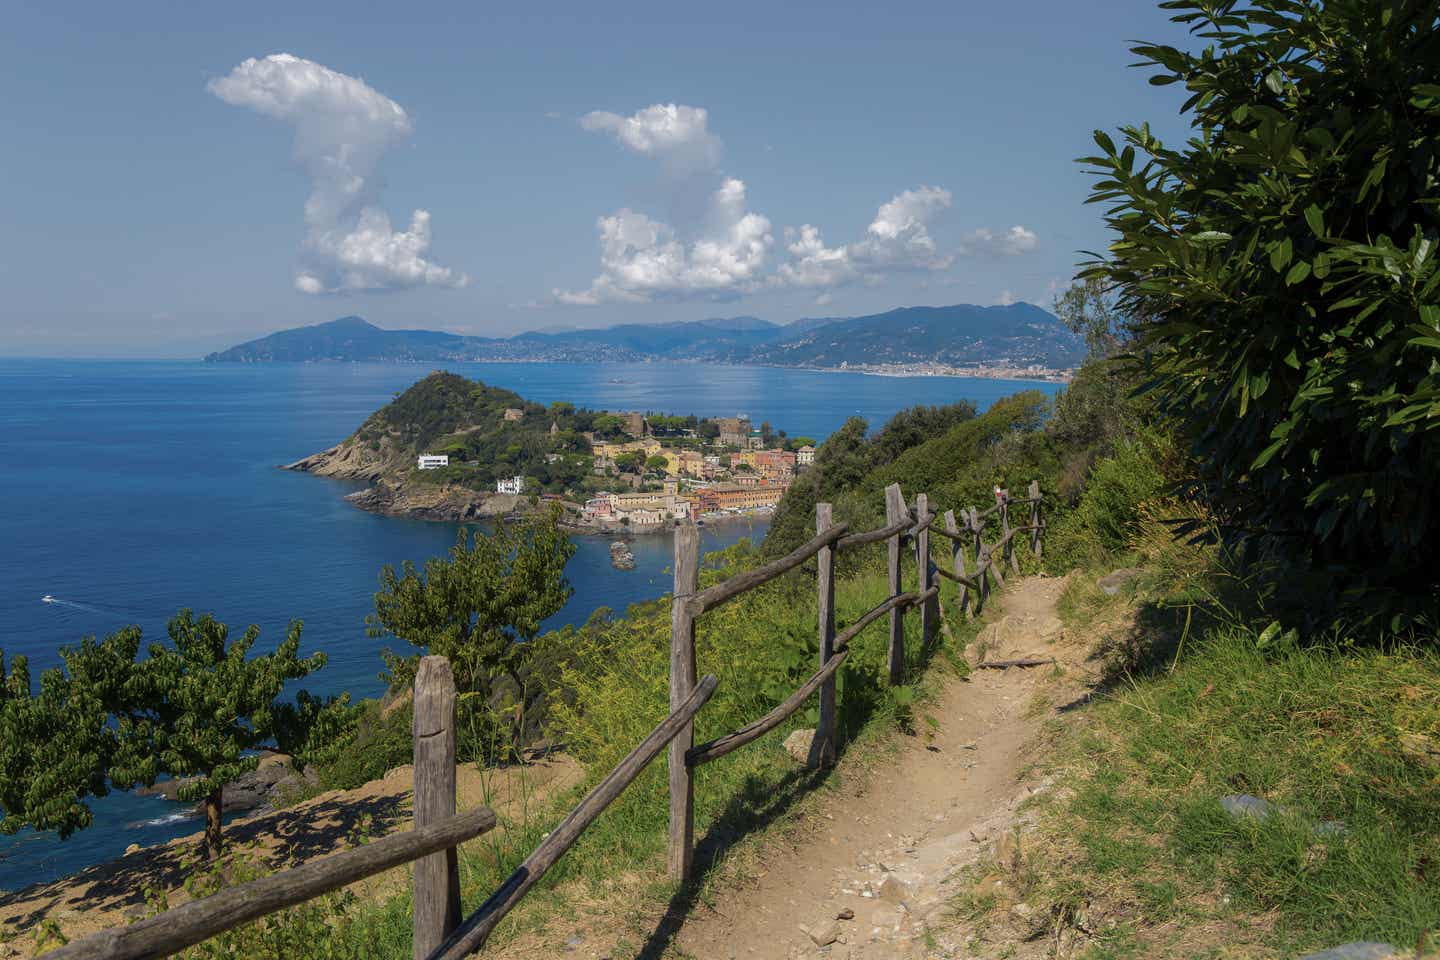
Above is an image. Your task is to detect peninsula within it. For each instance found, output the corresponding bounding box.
[210,303,1083,377]
[285,371,810,530]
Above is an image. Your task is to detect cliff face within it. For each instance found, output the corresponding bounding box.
[283,440,393,481]
[345,483,524,522]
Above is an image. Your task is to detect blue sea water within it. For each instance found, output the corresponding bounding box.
[0,358,1058,891]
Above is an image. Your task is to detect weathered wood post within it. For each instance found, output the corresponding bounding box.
[413,656,460,960]
[884,483,907,685]
[944,509,968,616]
[668,522,700,881]
[971,507,991,611]
[1001,489,1020,574]
[812,503,837,767]
[1028,479,1043,558]
[915,493,939,648]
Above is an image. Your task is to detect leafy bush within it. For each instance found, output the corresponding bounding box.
[1046,432,1174,570]
[1082,0,1440,623]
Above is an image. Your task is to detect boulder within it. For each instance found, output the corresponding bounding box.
[1219,793,1278,820]
[783,728,816,764]
[1097,567,1142,596]
[801,920,840,947]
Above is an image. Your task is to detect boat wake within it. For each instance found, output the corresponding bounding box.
[40,595,123,615]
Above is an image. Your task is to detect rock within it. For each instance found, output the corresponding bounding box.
[1297,944,1399,960]
[124,843,142,856]
[1220,793,1279,820]
[783,728,816,764]
[1096,567,1142,596]
[877,874,911,904]
[1399,732,1440,768]
[836,907,855,920]
[802,920,840,947]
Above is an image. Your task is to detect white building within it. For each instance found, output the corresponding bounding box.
[796,445,815,466]
[417,454,449,470]
[496,475,525,495]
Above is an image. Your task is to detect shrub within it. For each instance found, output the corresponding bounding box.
[1082,0,1440,624]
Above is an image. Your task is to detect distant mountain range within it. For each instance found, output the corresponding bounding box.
[204,304,1084,370]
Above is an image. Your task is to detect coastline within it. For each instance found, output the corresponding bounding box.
[199,354,1073,384]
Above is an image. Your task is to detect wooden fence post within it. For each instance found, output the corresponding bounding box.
[413,656,460,960]
[944,509,968,616]
[971,507,991,611]
[1002,491,1020,574]
[812,503,837,767]
[915,493,938,648]
[668,522,700,882]
[884,483,907,685]
[1029,479,1043,559]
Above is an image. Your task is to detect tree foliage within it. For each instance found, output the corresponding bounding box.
[1,614,338,858]
[1082,0,1440,620]
[368,511,576,711]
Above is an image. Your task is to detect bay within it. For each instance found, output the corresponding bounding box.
[0,358,1058,890]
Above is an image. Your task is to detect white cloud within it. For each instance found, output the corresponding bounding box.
[959,225,1039,257]
[814,292,834,307]
[579,103,722,174]
[556,178,773,304]
[209,53,466,294]
[775,187,954,290]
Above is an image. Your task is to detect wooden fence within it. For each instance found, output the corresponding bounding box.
[50,481,1044,960]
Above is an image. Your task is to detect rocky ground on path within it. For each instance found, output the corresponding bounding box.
[656,574,1094,960]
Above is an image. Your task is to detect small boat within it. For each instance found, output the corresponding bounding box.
[41,594,56,604]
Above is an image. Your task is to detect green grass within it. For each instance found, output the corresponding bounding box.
[1026,618,1440,957]
[153,545,977,959]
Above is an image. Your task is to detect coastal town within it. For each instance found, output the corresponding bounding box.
[415,409,810,531]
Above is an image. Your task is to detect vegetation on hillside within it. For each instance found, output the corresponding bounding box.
[1081,0,1440,626]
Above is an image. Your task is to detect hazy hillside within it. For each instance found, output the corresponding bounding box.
[206,303,1084,369]
[744,303,1084,368]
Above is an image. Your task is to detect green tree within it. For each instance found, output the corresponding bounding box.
[368,511,576,748]
[0,650,112,839]
[645,454,670,473]
[110,612,332,860]
[1053,277,1131,361]
[614,451,645,474]
[1081,0,1440,621]
[592,414,627,439]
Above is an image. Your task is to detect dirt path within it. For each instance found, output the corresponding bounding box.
[671,574,1090,960]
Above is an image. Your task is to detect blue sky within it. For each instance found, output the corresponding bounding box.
[0,1,1192,356]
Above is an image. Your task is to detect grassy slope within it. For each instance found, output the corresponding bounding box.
[975,547,1440,958]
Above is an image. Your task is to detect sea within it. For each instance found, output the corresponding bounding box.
[0,358,1059,891]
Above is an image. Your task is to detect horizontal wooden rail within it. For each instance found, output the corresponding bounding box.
[835,515,912,550]
[927,520,972,543]
[686,524,849,616]
[687,586,936,768]
[933,563,985,591]
[48,807,499,960]
[430,675,719,960]
[973,502,1004,522]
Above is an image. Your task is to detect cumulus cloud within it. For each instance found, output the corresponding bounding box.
[775,186,955,289]
[209,53,466,294]
[579,104,722,174]
[556,178,772,304]
[958,225,1039,257]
